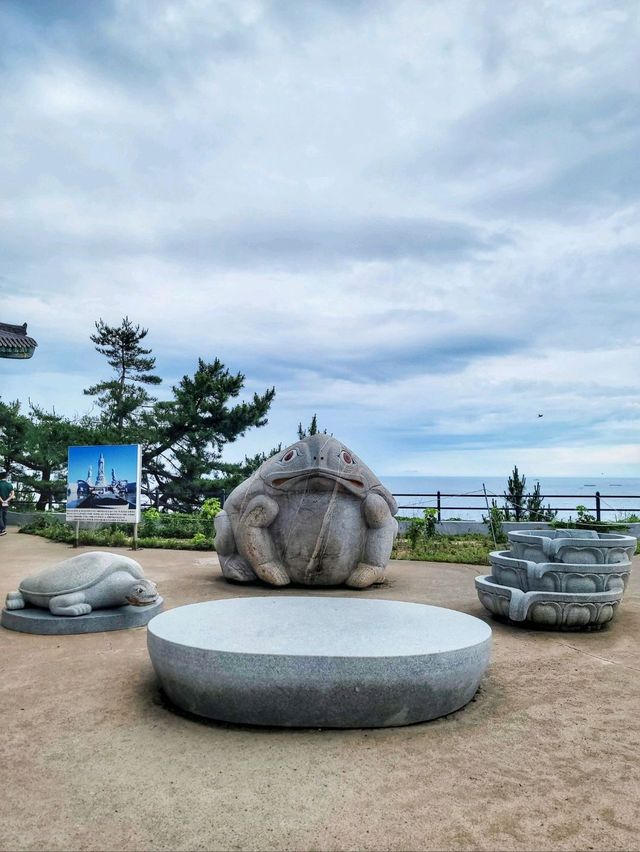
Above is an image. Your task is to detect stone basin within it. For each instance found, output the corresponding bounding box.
[475,575,623,630]
[147,596,492,728]
[489,550,631,594]
[507,528,636,565]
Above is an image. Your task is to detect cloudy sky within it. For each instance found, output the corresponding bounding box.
[1,0,639,477]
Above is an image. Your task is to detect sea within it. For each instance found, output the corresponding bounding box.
[379,475,640,521]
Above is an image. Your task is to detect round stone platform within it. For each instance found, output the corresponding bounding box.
[147,596,491,728]
[1,598,164,635]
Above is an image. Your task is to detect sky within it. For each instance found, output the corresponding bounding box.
[68,444,140,484]
[1,0,639,478]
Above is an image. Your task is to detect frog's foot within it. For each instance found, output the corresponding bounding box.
[220,554,258,583]
[5,591,25,610]
[49,593,92,617]
[255,561,290,587]
[346,563,383,589]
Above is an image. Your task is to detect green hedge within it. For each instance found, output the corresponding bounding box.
[18,513,215,551]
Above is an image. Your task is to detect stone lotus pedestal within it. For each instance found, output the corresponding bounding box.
[476,529,636,630]
[147,597,492,728]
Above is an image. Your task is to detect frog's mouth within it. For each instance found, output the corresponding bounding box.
[268,470,364,492]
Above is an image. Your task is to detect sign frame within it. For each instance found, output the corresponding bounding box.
[66,444,142,524]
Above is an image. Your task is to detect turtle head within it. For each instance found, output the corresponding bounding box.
[125,578,159,607]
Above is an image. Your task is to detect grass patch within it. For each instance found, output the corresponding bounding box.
[392,533,499,566]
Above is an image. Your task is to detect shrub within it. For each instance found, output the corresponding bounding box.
[576,504,597,524]
[482,499,506,544]
[200,498,221,520]
[406,518,424,549]
[191,532,211,549]
[423,507,437,538]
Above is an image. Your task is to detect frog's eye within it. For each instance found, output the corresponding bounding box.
[340,450,355,465]
[281,448,299,463]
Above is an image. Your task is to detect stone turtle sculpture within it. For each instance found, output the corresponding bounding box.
[214,434,398,588]
[4,552,158,616]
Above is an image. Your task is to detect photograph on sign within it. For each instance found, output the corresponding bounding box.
[66,444,141,523]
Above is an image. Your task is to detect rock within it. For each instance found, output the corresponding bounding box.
[214,434,398,588]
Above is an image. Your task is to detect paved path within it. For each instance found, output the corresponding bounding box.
[1,529,639,851]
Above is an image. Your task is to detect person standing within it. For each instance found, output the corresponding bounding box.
[0,472,15,535]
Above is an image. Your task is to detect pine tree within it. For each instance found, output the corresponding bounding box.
[297,414,328,439]
[504,465,526,521]
[84,317,161,430]
[526,481,557,522]
[6,318,277,512]
[142,358,276,511]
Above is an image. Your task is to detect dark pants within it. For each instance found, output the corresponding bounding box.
[0,505,7,532]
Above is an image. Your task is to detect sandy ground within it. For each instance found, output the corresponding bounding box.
[1,529,639,852]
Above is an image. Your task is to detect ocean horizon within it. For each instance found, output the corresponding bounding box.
[379,475,640,521]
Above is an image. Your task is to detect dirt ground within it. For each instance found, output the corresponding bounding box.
[1,529,639,852]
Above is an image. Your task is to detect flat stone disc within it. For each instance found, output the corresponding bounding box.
[1,598,164,635]
[147,597,491,728]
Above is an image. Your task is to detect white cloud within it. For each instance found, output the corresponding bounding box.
[1,0,639,476]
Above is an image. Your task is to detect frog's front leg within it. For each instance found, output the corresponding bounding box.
[239,495,290,587]
[346,493,398,589]
[214,510,258,582]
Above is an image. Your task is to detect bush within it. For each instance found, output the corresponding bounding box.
[423,507,437,538]
[200,498,221,520]
[138,510,211,540]
[191,532,212,549]
[19,512,215,551]
[482,499,507,543]
[405,518,423,548]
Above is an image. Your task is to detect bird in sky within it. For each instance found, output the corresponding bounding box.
[537,413,544,418]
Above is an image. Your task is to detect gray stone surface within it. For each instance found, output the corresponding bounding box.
[507,529,637,564]
[489,550,631,593]
[475,575,622,629]
[2,597,163,634]
[4,551,159,616]
[147,596,491,728]
[214,435,398,589]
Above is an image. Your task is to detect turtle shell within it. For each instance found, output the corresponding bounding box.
[19,552,145,597]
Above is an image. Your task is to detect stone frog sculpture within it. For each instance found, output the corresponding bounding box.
[214,434,398,588]
[4,552,159,616]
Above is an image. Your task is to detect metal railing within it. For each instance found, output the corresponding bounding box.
[11,488,640,524]
[392,491,640,523]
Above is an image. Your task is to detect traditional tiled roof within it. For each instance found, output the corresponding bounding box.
[0,322,38,359]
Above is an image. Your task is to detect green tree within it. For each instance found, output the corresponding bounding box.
[3,319,277,513]
[504,465,527,521]
[297,414,328,439]
[0,401,98,510]
[139,358,276,511]
[526,481,557,522]
[81,318,277,511]
[84,317,161,430]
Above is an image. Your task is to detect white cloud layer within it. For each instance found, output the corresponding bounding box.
[1,0,639,476]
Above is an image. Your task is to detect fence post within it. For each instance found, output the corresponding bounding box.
[482,484,498,547]
[595,491,601,522]
[436,491,441,523]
